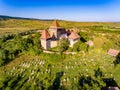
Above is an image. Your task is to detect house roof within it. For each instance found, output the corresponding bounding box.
[86,40,94,46]
[108,87,119,90]
[68,32,80,39]
[49,20,60,28]
[41,30,51,39]
[107,48,119,57]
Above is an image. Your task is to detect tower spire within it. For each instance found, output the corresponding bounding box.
[50,20,60,28]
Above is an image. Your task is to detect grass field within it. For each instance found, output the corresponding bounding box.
[0,28,33,34]
[0,48,120,89]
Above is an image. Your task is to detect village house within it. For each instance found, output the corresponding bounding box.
[40,20,80,50]
[86,40,94,47]
[107,48,120,57]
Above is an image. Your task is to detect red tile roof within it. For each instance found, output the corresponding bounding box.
[41,30,51,39]
[108,87,119,90]
[50,20,60,28]
[68,32,80,39]
[108,48,119,57]
[86,40,94,46]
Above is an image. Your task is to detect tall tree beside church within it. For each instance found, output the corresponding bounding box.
[58,38,69,54]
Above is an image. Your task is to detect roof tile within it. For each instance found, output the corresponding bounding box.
[68,32,80,39]
[41,30,51,39]
[108,48,119,57]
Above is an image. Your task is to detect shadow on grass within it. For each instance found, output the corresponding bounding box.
[48,71,64,90]
[78,75,104,89]
[94,67,103,78]
[80,37,86,42]
[113,52,120,66]
[101,78,119,90]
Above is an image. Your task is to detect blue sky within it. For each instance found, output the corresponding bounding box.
[0,0,120,21]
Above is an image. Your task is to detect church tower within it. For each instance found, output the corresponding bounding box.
[49,20,64,40]
[40,30,51,50]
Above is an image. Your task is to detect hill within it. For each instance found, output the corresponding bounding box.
[0,15,52,35]
[0,15,120,35]
[0,15,53,21]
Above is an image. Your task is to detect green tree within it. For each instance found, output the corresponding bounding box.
[73,40,81,52]
[33,33,42,49]
[0,39,3,48]
[0,49,8,66]
[79,42,88,52]
[78,31,89,42]
[58,38,69,54]
[73,40,88,52]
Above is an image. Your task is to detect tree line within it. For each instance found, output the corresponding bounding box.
[0,32,42,67]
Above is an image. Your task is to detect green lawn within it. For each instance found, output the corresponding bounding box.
[0,48,119,90]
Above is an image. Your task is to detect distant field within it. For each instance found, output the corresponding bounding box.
[0,19,50,35]
[0,18,120,35]
[0,28,33,34]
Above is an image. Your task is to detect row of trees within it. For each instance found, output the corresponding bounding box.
[0,30,36,42]
[0,33,42,66]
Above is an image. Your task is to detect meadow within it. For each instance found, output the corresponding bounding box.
[0,49,119,90]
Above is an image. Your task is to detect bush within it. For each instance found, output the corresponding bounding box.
[73,40,88,52]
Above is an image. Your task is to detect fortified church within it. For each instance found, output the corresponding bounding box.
[40,20,80,50]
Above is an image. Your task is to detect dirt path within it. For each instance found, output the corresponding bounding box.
[43,50,76,55]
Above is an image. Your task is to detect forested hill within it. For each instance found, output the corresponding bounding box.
[0,15,120,28]
[0,15,53,21]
